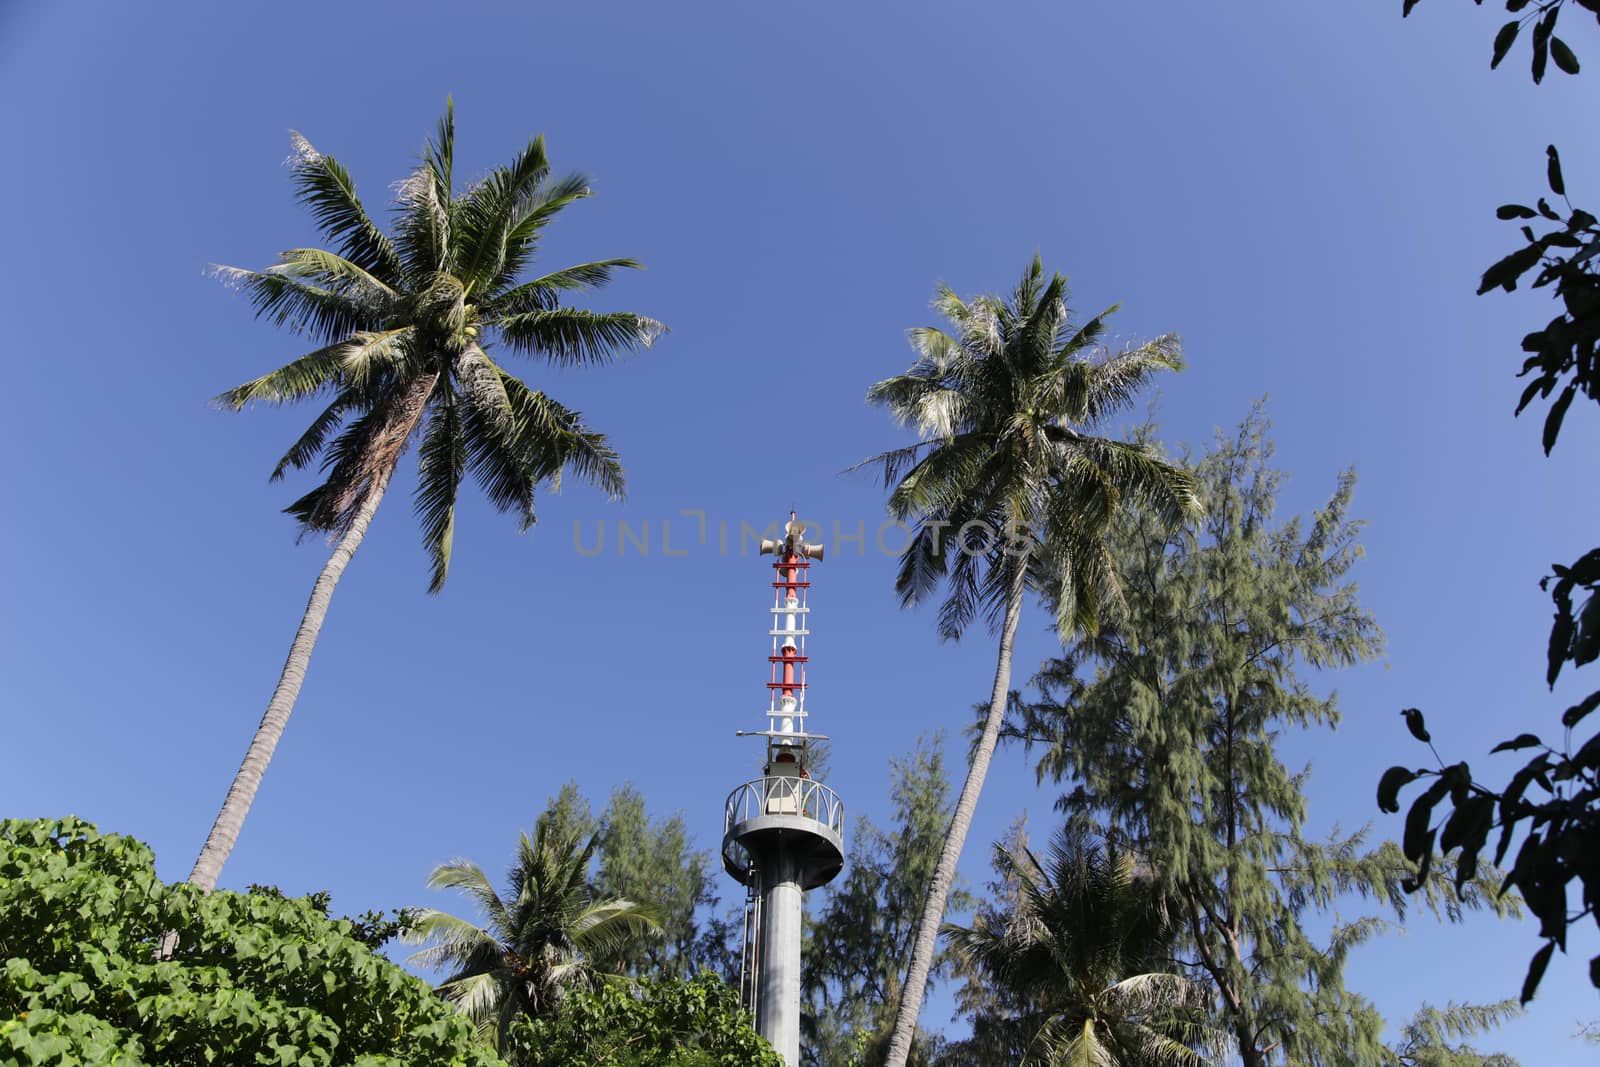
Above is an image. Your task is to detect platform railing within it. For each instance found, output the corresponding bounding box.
[724,776,845,837]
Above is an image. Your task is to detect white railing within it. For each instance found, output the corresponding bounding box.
[724,776,845,837]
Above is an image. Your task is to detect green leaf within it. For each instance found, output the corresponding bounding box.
[1491,734,1544,754]
[1550,37,1580,74]
[1521,941,1555,1004]
[1547,145,1566,197]
[1378,766,1420,813]
[1492,20,1521,68]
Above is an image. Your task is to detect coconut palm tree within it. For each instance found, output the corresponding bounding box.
[863,256,1201,1067]
[188,103,663,891]
[408,816,661,1050]
[943,830,1221,1066]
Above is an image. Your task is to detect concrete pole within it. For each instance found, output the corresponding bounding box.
[755,850,803,1066]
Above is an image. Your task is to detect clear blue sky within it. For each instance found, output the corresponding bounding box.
[2,1,1596,1059]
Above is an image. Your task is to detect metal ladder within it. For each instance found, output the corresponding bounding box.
[738,863,762,1018]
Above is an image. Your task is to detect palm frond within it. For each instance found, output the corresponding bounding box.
[338,327,415,388]
[415,389,465,593]
[867,373,970,439]
[1058,437,1201,531]
[424,859,512,932]
[496,307,665,366]
[482,259,643,318]
[1079,335,1185,425]
[437,968,506,1026]
[273,247,399,305]
[456,350,536,528]
[214,343,345,409]
[405,909,502,970]
[268,395,349,481]
[395,160,450,278]
[455,135,551,294]
[210,265,380,343]
[286,132,404,280]
[492,172,593,290]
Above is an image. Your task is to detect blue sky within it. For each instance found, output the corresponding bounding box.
[3,0,1597,1058]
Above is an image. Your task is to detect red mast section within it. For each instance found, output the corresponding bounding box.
[746,512,825,774]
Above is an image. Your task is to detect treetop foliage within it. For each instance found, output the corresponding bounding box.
[1016,407,1514,1066]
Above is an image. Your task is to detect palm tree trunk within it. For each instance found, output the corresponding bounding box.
[883,558,1029,1067]
[186,464,396,891]
[188,374,439,891]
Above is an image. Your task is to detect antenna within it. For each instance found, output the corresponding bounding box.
[721,510,844,1066]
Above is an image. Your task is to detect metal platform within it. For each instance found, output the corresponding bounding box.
[721,776,845,890]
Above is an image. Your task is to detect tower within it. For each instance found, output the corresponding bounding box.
[722,512,845,1066]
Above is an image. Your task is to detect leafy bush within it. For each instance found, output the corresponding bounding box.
[506,972,781,1066]
[0,817,500,1066]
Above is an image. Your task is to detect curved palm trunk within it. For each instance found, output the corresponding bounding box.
[186,464,395,891]
[884,559,1029,1067]
[188,373,438,892]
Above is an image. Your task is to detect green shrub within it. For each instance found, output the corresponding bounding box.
[0,817,500,1067]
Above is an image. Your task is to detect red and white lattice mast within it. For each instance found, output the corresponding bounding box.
[721,512,845,1066]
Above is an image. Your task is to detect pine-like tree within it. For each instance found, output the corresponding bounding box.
[802,736,969,1066]
[592,783,723,978]
[1016,406,1511,1066]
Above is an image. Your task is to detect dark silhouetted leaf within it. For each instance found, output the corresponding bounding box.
[1517,376,1547,415]
[1563,691,1600,729]
[1440,794,1494,855]
[1378,766,1420,813]
[1571,730,1600,774]
[1402,0,1421,15]
[1521,941,1555,1004]
[1402,707,1432,743]
[1551,37,1580,74]
[1532,12,1554,82]
[1547,145,1566,196]
[1497,203,1537,219]
[1479,244,1544,294]
[1492,20,1521,68]
[1574,595,1600,668]
[1403,783,1446,862]
[1549,611,1575,686]
[1491,734,1544,753]
[1403,827,1438,892]
[1542,384,1575,455]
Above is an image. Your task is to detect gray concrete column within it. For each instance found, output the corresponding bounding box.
[755,850,803,1066]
